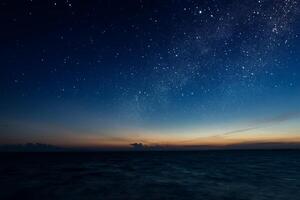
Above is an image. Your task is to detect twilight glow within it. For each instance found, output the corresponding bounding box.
[0,0,300,149]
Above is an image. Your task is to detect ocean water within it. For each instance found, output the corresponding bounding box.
[0,150,300,200]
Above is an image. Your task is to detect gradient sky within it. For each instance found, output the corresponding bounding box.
[0,0,300,148]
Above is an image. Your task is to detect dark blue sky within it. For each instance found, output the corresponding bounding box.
[0,0,300,147]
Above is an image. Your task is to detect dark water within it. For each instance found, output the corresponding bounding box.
[0,150,300,200]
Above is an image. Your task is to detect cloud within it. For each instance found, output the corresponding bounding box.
[130,143,146,150]
[221,111,300,136]
[222,127,259,136]
[130,143,165,151]
[259,111,300,124]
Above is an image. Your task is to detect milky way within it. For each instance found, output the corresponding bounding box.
[0,0,300,146]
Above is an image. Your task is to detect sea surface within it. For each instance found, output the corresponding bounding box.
[0,150,300,200]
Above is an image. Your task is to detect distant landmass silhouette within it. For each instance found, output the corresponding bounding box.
[0,141,300,152]
[0,143,65,152]
[130,142,300,151]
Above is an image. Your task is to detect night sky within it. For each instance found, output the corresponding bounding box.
[1,0,300,148]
